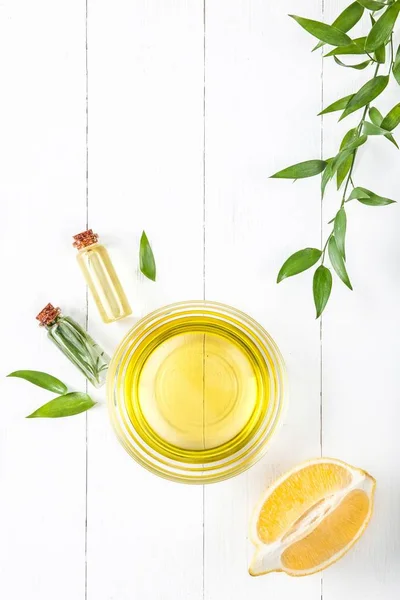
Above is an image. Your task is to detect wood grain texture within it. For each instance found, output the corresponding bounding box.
[85,2,204,599]
[322,2,400,598]
[203,1,322,598]
[1,1,399,599]
[0,2,87,599]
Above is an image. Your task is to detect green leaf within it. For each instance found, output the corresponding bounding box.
[139,230,156,281]
[363,121,399,147]
[333,2,365,30]
[336,129,357,189]
[341,128,358,148]
[374,44,386,63]
[271,160,327,179]
[26,392,96,419]
[342,134,368,153]
[363,121,390,135]
[331,155,350,180]
[393,44,400,85]
[277,248,322,283]
[381,103,400,130]
[348,187,372,199]
[289,15,353,46]
[348,130,368,149]
[7,370,68,394]
[340,75,389,119]
[313,2,365,50]
[356,187,396,205]
[313,266,333,318]
[331,134,367,177]
[336,155,352,190]
[335,154,353,188]
[365,2,400,52]
[321,159,334,197]
[334,209,347,259]
[325,37,367,56]
[385,133,399,149]
[358,197,396,206]
[328,236,353,290]
[356,0,386,9]
[369,106,383,125]
[393,63,400,85]
[319,94,353,115]
[333,57,371,69]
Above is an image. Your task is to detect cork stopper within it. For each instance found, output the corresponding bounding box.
[36,303,61,327]
[73,229,99,250]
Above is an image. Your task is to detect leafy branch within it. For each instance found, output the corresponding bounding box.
[272,0,400,317]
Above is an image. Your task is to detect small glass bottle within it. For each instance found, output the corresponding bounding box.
[73,229,132,324]
[36,303,110,388]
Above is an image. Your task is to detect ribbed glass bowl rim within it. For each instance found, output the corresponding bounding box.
[107,300,286,484]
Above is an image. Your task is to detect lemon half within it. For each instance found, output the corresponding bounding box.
[249,458,375,577]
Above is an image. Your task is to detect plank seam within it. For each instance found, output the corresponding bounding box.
[85,1,89,599]
[202,1,206,599]
[320,5,325,600]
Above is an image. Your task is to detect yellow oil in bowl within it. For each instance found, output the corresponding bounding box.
[108,301,285,483]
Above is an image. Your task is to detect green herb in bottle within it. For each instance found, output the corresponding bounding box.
[36,303,109,388]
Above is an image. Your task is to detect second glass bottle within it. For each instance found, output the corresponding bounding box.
[73,229,132,323]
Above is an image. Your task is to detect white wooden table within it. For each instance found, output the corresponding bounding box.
[1,1,399,598]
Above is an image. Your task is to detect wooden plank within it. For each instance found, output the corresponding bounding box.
[0,2,87,599]
[86,2,204,598]
[322,1,400,598]
[203,1,323,598]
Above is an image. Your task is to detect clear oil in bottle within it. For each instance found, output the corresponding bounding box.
[73,229,132,324]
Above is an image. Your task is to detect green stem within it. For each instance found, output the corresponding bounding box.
[321,231,333,262]
[389,33,394,74]
[340,105,369,206]
[321,62,381,265]
[341,63,380,203]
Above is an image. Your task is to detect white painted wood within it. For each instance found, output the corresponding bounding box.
[322,2,400,599]
[0,2,87,599]
[1,1,400,599]
[203,1,322,598]
[85,2,204,599]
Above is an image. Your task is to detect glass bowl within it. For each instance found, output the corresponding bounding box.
[107,301,285,484]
